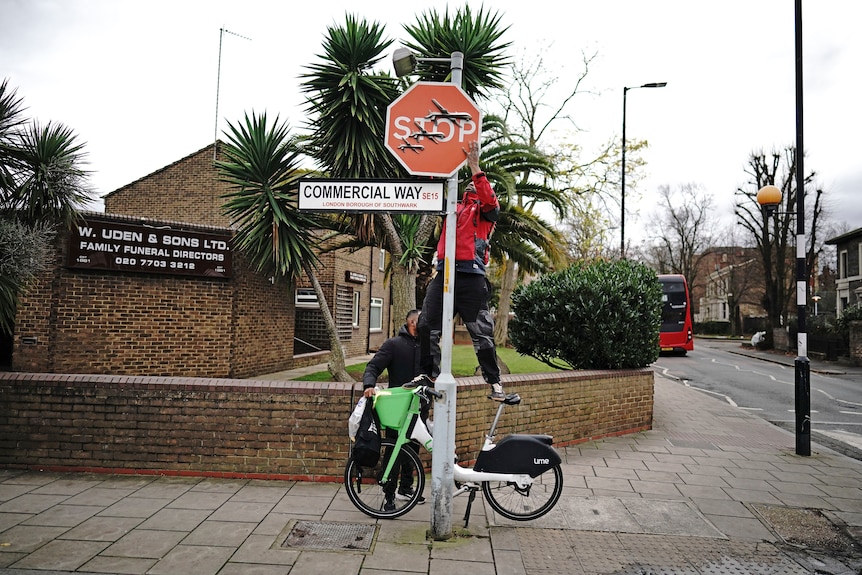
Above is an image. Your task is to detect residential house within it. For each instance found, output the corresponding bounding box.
[825,227,862,315]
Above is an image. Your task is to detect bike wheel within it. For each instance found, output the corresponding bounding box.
[482,464,563,521]
[344,438,425,519]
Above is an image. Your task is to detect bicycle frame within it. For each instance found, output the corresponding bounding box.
[374,387,535,490]
[349,385,563,523]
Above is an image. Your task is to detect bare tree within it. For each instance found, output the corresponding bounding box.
[559,198,618,262]
[644,183,716,291]
[490,47,606,345]
[734,146,824,346]
[711,226,765,336]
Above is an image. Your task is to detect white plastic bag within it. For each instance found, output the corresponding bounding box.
[348,396,366,440]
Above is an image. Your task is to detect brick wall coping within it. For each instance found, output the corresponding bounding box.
[0,368,652,393]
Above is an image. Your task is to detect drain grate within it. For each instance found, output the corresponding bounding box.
[752,504,859,555]
[280,520,377,552]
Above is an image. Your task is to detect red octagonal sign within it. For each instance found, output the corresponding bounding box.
[385,82,482,178]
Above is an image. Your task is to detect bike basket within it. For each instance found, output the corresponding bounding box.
[373,387,414,429]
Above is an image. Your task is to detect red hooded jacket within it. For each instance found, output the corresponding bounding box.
[434,172,500,275]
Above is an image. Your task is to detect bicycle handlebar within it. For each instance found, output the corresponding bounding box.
[400,381,442,400]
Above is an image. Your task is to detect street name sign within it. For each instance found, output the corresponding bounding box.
[298,179,445,213]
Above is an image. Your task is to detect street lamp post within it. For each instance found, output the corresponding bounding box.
[792,0,810,457]
[621,82,667,258]
[393,47,466,539]
[757,0,810,454]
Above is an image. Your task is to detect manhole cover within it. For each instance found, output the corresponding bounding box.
[752,504,859,555]
[280,520,377,552]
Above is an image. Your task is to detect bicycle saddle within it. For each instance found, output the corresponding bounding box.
[503,393,521,405]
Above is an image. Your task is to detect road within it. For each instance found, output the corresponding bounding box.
[651,338,862,460]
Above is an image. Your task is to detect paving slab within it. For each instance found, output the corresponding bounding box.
[1,372,862,574]
[8,540,109,572]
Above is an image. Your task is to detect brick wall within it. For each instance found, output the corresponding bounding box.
[850,321,862,366]
[12,220,385,377]
[12,213,298,377]
[104,143,231,228]
[0,369,654,480]
[13,137,393,376]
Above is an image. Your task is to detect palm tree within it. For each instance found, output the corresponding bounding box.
[404,24,568,334]
[5,121,92,228]
[0,78,27,196]
[401,5,511,100]
[300,8,512,327]
[300,14,427,325]
[473,115,568,345]
[1,78,92,334]
[216,111,352,382]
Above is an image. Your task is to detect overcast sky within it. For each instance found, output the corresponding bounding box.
[3,0,861,246]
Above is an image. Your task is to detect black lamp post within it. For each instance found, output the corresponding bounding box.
[755,0,810,457]
[621,82,667,258]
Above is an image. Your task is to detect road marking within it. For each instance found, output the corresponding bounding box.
[840,411,862,416]
[818,430,862,450]
[739,407,763,411]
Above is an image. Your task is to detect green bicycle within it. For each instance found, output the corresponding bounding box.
[344,384,563,522]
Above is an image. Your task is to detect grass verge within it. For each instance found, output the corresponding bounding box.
[293,345,558,381]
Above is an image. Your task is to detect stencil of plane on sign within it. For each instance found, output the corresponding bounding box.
[397,137,423,153]
[409,121,445,144]
[425,99,473,126]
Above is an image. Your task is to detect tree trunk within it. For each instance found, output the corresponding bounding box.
[381,213,438,333]
[493,257,517,346]
[379,213,426,332]
[304,262,352,382]
[389,262,416,331]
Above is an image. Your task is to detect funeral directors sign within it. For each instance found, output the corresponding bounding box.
[67,217,232,278]
[299,179,445,213]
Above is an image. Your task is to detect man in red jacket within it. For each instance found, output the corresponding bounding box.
[414,141,505,400]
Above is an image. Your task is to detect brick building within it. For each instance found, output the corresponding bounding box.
[9,143,390,377]
[691,246,767,335]
[826,227,862,315]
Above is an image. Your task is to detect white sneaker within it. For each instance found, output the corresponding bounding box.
[404,374,434,388]
[395,488,425,503]
[488,383,505,401]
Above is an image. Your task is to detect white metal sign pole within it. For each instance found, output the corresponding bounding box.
[430,51,463,540]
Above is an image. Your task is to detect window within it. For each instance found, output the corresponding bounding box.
[369,297,383,332]
[839,250,848,279]
[378,248,386,271]
[295,289,327,353]
[353,291,360,327]
[295,288,319,309]
[335,286,354,341]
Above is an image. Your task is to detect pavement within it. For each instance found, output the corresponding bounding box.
[1,350,861,574]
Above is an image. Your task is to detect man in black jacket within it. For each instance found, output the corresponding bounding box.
[363,309,421,397]
[362,309,426,506]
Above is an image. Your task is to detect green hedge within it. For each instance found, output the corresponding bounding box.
[696,321,729,336]
[509,259,661,369]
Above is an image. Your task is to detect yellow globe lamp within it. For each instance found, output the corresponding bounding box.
[756,185,782,217]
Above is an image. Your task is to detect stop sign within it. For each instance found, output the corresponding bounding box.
[385,82,482,178]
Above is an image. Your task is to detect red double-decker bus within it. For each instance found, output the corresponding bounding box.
[658,274,694,354]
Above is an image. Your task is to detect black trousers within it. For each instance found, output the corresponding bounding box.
[418,271,500,384]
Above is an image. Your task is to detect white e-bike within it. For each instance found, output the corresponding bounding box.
[344,384,563,524]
